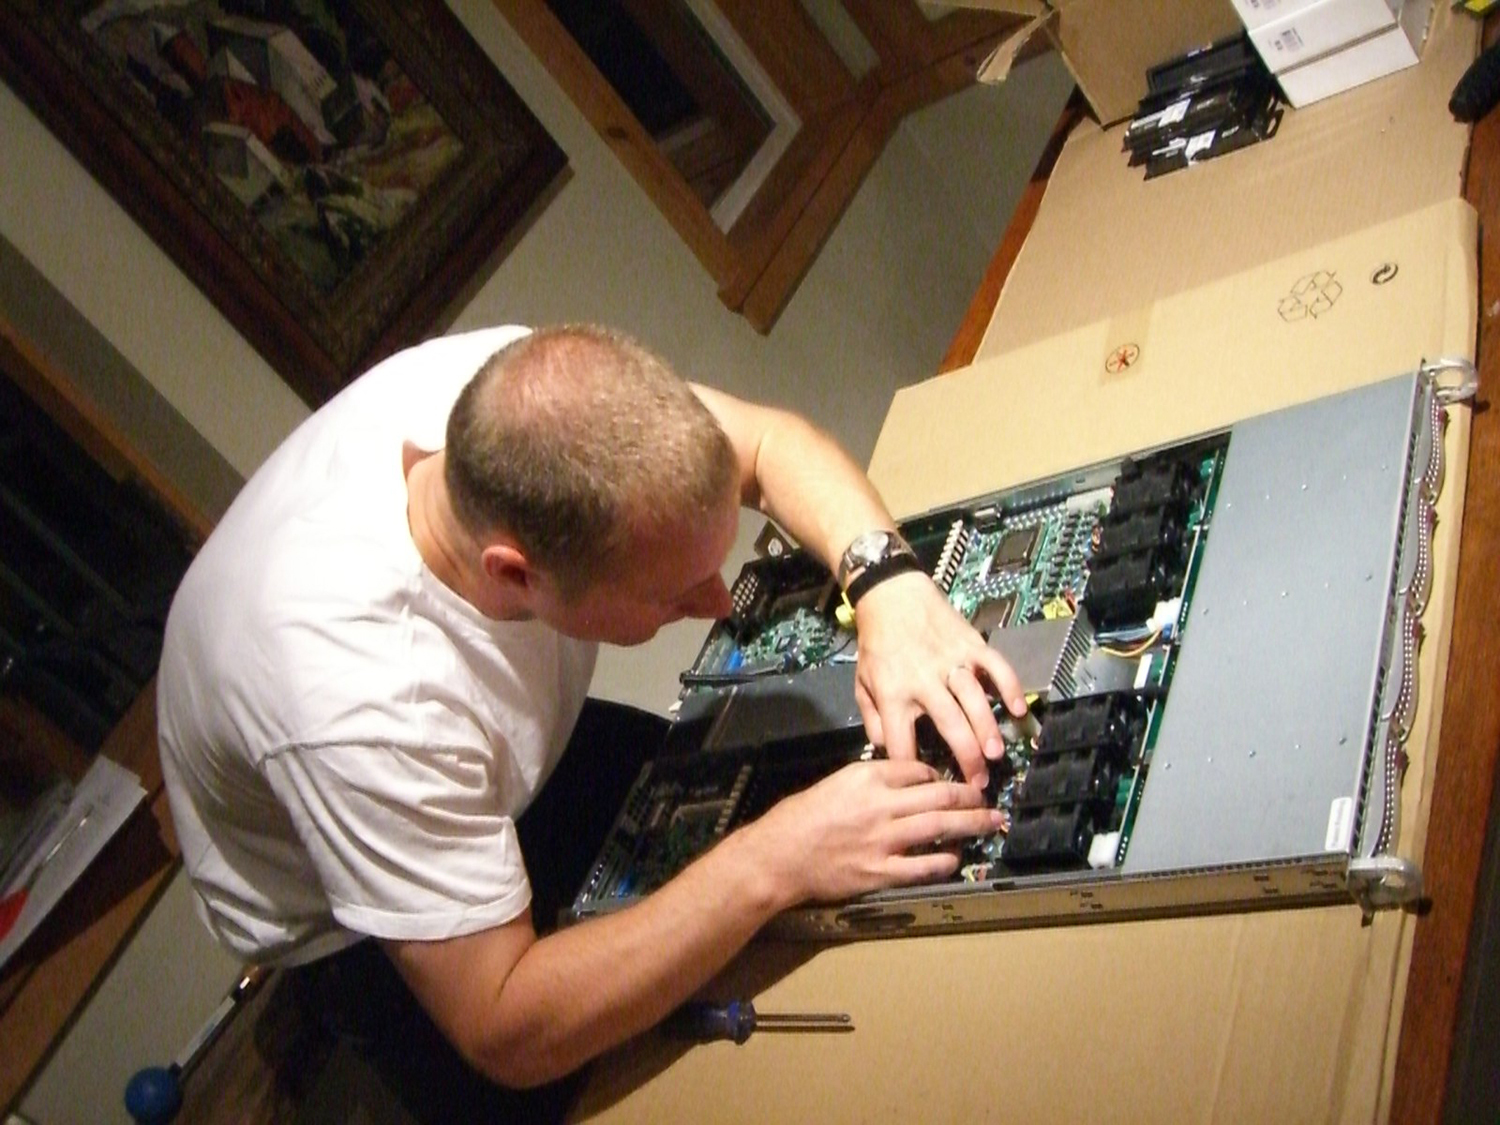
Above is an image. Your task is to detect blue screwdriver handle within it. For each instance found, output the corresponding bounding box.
[665,1000,756,1043]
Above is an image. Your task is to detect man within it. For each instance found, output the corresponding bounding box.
[159,324,1023,1107]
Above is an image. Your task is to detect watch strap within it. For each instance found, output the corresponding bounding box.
[844,553,923,606]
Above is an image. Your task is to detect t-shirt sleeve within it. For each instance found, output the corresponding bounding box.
[259,739,532,941]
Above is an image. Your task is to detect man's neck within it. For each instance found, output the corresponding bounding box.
[404,446,495,613]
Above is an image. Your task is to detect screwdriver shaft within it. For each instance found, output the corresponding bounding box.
[753,1012,852,1031]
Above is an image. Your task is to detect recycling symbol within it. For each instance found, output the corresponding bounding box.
[1278,270,1342,322]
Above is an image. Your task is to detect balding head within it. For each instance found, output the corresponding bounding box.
[444,325,737,596]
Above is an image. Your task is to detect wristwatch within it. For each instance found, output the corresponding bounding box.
[837,529,922,606]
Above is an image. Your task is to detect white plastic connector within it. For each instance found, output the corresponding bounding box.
[1148,597,1182,636]
[1066,487,1115,511]
[1088,830,1122,869]
[1133,655,1153,690]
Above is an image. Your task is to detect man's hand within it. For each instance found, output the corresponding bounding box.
[385,758,998,1089]
[741,758,1002,904]
[850,571,1026,788]
[688,385,1026,786]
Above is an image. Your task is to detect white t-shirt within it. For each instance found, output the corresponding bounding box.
[158,326,598,966]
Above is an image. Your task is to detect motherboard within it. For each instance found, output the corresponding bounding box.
[572,435,1229,913]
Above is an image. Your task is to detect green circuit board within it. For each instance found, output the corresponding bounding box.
[937,492,1109,631]
[586,440,1232,917]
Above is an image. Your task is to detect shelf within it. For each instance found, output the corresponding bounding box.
[0,304,202,1115]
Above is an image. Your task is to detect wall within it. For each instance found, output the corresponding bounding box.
[0,1,1073,1117]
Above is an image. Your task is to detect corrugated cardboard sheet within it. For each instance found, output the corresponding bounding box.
[576,8,1480,1124]
[577,210,1475,1125]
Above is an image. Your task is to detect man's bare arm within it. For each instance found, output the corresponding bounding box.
[384,760,998,1088]
[691,384,1025,786]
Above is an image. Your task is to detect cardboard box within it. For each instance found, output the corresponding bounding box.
[1275,0,1436,106]
[1248,0,1401,73]
[1231,0,1324,30]
[964,0,1246,125]
[1277,23,1419,104]
[970,0,1471,362]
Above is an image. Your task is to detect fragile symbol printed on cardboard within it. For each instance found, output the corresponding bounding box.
[1104,343,1141,376]
[1278,271,1342,322]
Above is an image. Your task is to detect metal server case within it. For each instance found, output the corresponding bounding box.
[569,367,1472,939]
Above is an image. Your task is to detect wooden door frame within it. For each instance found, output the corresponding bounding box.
[492,0,1034,330]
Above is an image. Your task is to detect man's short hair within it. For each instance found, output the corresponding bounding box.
[444,325,737,594]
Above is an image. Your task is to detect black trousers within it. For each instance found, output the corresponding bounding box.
[284,699,667,1124]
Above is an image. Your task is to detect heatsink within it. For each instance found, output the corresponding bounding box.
[986,611,1095,701]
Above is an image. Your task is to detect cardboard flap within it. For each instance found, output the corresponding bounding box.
[977,10,1054,84]
[1052,0,1245,123]
[950,0,1247,122]
[870,197,1476,521]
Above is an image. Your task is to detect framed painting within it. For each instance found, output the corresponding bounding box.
[0,0,565,405]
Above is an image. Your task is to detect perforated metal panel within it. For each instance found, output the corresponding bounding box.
[1123,375,1419,873]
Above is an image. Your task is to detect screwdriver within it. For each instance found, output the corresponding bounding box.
[664,1000,853,1044]
[124,965,270,1124]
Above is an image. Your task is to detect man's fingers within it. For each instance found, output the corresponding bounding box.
[863,771,988,822]
[838,761,990,820]
[975,649,1027,718]
[784,765,1004,901]
[945,664,1005,764]
[897,805,1004,851]
[885,850,963,884]
[854,679,885,752]
[888,804,1008,858]
[859,757,943,788]
[922,682,989,788]
[877,697,917,763]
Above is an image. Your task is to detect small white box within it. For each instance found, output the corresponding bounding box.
[1230,0,1322,31]
[1276,0,1435,107]
[1249,0,1401,74]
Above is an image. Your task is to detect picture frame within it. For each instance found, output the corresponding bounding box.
[0,1,565,406]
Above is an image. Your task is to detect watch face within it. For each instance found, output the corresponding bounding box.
[851,531,893,567]
[842,531,909,586]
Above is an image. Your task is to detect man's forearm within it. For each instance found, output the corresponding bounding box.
[395,822,793,1089]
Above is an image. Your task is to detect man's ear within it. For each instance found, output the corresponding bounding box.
[401,441,431,478]
[481,543,534,594]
